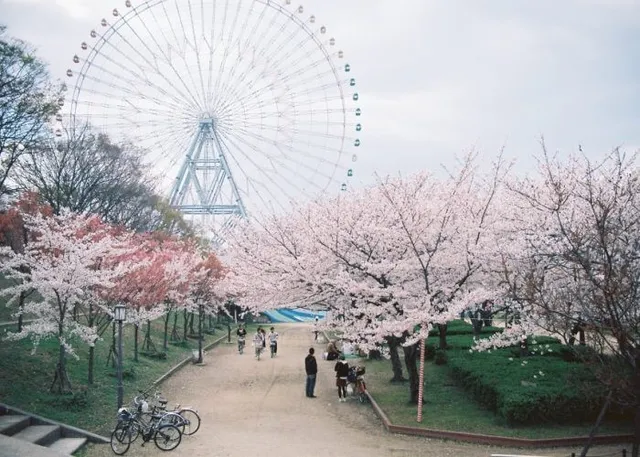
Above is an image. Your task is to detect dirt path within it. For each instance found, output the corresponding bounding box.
[85,324,627,457]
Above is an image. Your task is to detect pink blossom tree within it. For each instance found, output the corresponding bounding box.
[0,209,133,393]
[224,153,506,403]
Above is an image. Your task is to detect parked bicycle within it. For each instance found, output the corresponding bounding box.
[110,406,181,455]
[136,389,201,436]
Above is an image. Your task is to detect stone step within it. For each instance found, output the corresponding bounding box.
[12,424,60,446]
[0,433,70,457]
[0,415,30,435]
[48,437,87,455]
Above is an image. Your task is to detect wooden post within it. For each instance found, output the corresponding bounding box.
[417,337,426,422]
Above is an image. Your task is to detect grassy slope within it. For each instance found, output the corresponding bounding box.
[0,314,247,436]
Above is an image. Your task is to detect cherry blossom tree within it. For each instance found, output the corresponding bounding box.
[0,209,133,393]
[0,193,52,332]
[223,153,506,403]
[474,146,640,456]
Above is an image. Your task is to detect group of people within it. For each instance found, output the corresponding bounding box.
[305,346,352,402]
[235,324,279,360]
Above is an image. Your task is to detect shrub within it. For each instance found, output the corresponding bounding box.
[448,348,606,425]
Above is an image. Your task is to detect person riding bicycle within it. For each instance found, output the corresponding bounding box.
[268,327,279,357]
[236,324,247,354]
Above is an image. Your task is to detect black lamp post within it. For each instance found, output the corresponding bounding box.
[198,302,204,364]
[114,304,126,409]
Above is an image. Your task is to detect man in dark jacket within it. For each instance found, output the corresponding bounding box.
[305,347,318,398]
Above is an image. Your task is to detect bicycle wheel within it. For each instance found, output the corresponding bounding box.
[158,412,186,435]
[110,423,132,455]
[179,409,201,435]
[154,424,182,451]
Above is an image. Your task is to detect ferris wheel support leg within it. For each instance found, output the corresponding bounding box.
[169,125,203,206]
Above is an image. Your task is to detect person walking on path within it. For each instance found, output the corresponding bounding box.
[334,355,349,402]
[305,347,318,398]
[268,327,279,357]
[253,327,265,360]
[236,324,247,354]
[314,315,319,341]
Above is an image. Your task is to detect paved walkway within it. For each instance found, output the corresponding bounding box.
[85,324,627,457]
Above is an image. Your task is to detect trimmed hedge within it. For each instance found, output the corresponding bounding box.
[425,321,607,425]
[447,350,605,424]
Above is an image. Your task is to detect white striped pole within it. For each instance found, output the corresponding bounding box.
[417,337,426,422]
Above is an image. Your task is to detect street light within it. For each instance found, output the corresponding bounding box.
[197,302,204,364]
[114,304,126,409]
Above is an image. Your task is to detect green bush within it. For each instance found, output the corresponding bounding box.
[434,349,447,365]
[448,348,606,425]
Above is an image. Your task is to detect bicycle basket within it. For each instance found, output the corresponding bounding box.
[117,407,132,422]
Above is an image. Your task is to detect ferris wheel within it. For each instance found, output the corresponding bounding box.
[63,0,361,240]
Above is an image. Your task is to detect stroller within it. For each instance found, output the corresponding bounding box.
[347,366,368,403]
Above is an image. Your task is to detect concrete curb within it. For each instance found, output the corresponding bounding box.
[0,403,110,444]
[366,390,633,448]
[153,334,228,386]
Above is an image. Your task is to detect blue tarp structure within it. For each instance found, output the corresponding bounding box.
[262,308,325,323]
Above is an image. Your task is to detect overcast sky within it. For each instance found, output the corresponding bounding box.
[2,0,640,188]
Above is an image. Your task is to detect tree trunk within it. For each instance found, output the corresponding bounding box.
[88,345,95,385]
[183,309,188,341]
[17,291,26,332]
[189,312,195,335]
[170,312,180,342]
[50,341,72,393]
[402,343,421,404]
[632,361,640,457]
[580,390,613,457]
[163,311,170,351]
[437,323,448,350]
[386,336,407,383]
[632,402,640,457]
[134,324,139,362]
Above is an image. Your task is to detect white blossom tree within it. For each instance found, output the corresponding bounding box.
[474,146,640,456]
[0,210,133,392]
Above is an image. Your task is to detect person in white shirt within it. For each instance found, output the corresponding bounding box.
[268,327,279,358]
[253,327,265,360]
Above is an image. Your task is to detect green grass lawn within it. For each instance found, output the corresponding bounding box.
[361,324,633,439]
[0,313,245,436]
[364,357,632,438]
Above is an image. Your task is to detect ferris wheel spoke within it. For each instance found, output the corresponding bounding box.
[186,0,208,105]
[221,122,343,172]
[171,0,209,106]
[108,22,202,111]
[214,2,242,109]
[212,1,260,105]
[76,73,191,116]
[135,5,207,111]
[213,8,297,112]
[79,38,197,112]
[217,129,314,205]
[92,27,203,113]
